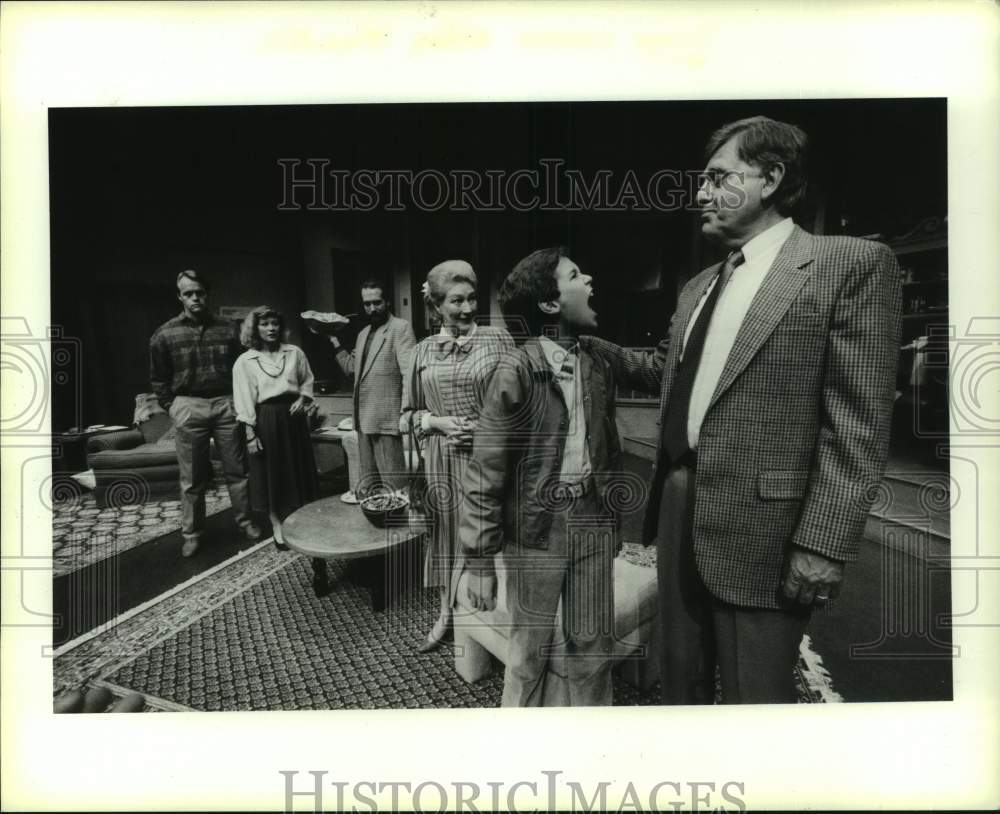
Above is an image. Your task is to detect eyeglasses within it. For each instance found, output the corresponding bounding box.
[699,169,764,190]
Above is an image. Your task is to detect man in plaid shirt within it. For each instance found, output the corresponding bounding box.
[585,117,902,703]
[150,270,261,557]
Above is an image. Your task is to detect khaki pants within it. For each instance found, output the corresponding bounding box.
[170,395,251,542]
[341,430,360,492]
[355,429,407,498]
[501,490,616,707]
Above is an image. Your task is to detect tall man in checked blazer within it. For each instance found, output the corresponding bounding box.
[330,279,415,500]
[585,116,902,703]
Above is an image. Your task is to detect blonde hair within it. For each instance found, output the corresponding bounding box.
[240,305,284,349]
[423,260,477,319]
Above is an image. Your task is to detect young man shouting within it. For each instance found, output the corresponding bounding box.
[459,247,623,707]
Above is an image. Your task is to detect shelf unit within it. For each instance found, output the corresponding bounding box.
[884,216,949,464]
[893,220,948,343]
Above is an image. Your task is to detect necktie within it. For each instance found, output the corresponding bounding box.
[662,249,744,463]
[357,328,376,377]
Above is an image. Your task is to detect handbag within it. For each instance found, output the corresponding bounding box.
[406,358,430,515]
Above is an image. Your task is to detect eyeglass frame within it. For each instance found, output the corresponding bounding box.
[698,168,766,190]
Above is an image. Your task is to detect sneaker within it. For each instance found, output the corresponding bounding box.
[241,522,263,541]
[339,490,359,505]
[181,537,200,558]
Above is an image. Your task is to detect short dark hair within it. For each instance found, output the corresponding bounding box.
[176,269,210,292]
[704,116,809,215]
[240,305,285,350]
[499,247,565,338]
[360,279,387,296]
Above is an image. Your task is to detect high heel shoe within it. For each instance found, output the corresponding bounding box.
[417,620,453,653]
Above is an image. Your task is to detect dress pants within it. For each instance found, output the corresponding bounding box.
[355,428,407,498]
[341,430,360,493]
[656,462,809,704]
[170,395,252,542]
[501,489,616,707]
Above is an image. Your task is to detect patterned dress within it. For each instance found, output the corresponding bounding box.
[403,325,515,604]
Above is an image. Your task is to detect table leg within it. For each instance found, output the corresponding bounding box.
[310,558,331,597]
[365,557,388,613]
[343,556,387,612]
[350,535,424,612]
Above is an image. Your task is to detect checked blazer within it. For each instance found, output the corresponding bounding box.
[587,225,902,609]
[335,315,416,436]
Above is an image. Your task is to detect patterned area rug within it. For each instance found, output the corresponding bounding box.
[52,481,231,577]
[109,557,510,710]
[53,541,290,697]
[55,539,838,709]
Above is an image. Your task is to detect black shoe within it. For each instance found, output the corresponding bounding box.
[274,540,289,552]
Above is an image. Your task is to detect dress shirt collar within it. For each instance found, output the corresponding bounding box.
[739,216,794,266]
[538,335,578,377]
[436,323,477,346]
[243,344,292,360]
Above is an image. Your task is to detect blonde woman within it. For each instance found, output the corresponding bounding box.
[233,306,319,556]
[403,261,515,651]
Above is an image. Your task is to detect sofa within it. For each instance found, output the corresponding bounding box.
[452,553,660,704]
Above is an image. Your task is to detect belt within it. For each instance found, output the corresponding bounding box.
[665,448,697,469]
[555,477,593,499]
[181,392,230,400]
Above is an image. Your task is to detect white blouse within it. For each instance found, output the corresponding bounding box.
[233,344,314,426]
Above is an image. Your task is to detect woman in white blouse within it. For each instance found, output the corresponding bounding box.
[233,306,319,554]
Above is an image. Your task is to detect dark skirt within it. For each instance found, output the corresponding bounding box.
[248,395,319,521]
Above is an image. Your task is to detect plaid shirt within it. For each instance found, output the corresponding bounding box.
[149,312,242,409]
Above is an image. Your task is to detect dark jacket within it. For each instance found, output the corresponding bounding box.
[459,338,623,571]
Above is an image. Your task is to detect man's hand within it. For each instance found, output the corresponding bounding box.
[466,567,497,612]
[247,436,264,455]
[781,547,844,606]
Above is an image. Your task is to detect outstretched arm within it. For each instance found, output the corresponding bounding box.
[329,335,356,379]
[581,327,672,395]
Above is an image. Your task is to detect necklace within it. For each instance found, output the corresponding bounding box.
[255,348,287,379]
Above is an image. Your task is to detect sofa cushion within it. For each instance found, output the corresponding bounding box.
[454,553,658,675]
[89,440,177,470]
[92,463,181,483]
[138,413,175,445]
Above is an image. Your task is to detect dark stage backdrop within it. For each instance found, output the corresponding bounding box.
[48,99,946,430]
